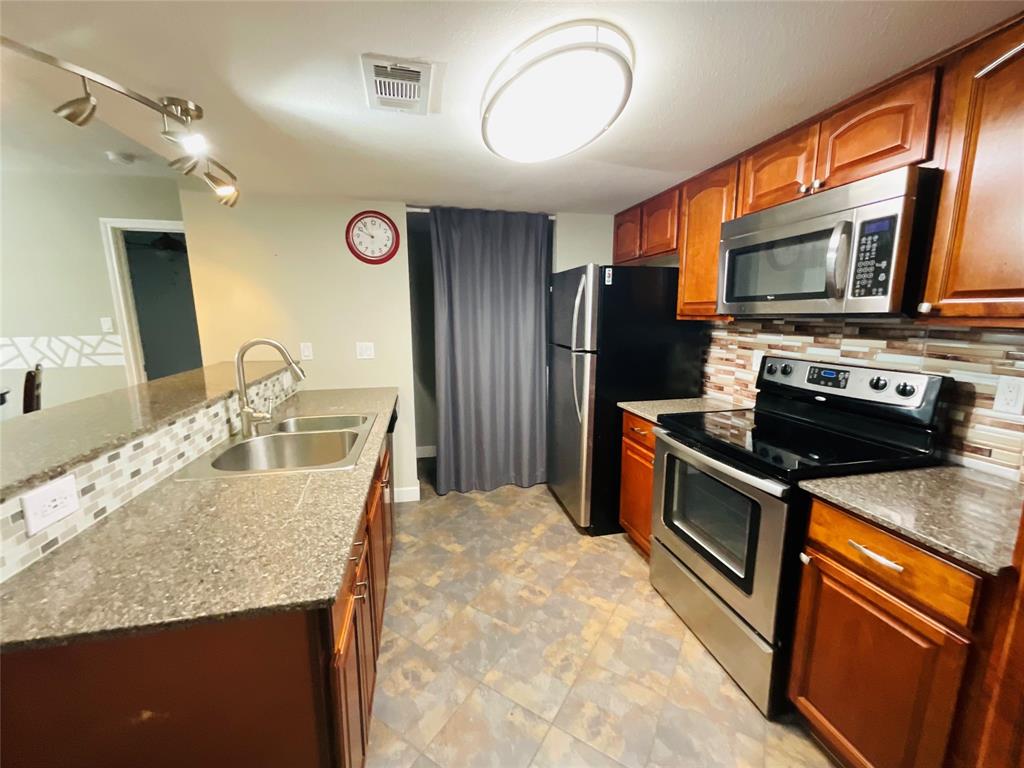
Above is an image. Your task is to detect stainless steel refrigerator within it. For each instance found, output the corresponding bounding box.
[547,264,709,534]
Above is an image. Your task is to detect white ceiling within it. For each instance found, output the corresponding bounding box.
[1,1,1016,213]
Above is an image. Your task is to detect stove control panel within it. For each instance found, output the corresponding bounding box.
[759,356,934,408]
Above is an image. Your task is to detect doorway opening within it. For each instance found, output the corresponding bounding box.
[406,211,437,489]
[100,218,203,384]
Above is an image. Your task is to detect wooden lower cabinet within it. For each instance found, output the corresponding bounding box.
[618,413,656,555]
[790,548,970,768]
[0,443,395,768]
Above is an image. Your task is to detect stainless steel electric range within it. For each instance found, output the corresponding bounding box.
[649,355,953,717]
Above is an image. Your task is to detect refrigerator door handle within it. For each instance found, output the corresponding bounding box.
[571,353,583,423]
[570,274,586,351]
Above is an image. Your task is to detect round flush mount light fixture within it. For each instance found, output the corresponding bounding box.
[481,20,634,163]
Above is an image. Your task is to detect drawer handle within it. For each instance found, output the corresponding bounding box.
[354,581,369,599]
[630,427,649,435]
[848,539,904,573]
[799,552,811,566]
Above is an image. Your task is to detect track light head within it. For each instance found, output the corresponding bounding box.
[54,76,97,126]
[203,158,238,204]
[161,128,208,156]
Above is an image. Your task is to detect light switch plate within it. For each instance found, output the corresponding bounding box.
[356,342,375,360]
[994,376,1024,415]
[100,317,114,333]
[22,475,79,537]
[300,342,314,361]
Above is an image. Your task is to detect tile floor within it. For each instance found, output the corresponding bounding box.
[367,470,835,768]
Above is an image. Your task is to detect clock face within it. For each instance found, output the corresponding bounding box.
[346,210,400,264]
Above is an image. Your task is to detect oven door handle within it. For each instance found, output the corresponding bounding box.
[824,219,853,299]
[655,428,790,499]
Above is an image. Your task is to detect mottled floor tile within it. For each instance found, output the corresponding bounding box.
[411,754,442,768]
[419,554,501,602]
[383,582,465,645]
[556,557,635,612]
[554,663,664,768]
[613,581,689,637]
[765,720,837,767]
[494,545,580,586]
[530,726,627,768]
[589,616,685,696]
[372,634,476,750]
[649,699,763,768]
[425,685,549,768]
[470,573,551,624]
[365,718,422,768]
[423,605,521,679]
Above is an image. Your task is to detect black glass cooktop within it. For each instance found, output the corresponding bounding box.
[658,409,939,482]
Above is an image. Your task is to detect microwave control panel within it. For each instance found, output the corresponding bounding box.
[852,216,897,298]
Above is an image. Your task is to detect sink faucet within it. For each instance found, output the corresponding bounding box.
[235,338,307,438]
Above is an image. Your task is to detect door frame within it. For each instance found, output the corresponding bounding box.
[99,218,186,385]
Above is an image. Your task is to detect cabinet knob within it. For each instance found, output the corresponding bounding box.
[799,552,812,566]
[811,178,825,190]
[917,302,933,315]
[798,184,810,194]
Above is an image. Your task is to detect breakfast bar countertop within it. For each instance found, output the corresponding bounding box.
[0,387,398,651]
[801,466,1024,576]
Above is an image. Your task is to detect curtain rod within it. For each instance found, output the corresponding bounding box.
[407,206,555,221]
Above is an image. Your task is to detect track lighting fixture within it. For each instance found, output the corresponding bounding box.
[53,76,97,126]
[2,36,241,207]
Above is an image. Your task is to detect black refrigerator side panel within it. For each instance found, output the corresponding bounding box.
[586,266,710,536]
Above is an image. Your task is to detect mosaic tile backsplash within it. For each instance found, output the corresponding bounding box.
[0,370,297,581]
[703,319,1024,482]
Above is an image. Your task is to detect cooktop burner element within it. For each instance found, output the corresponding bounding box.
[658,356,954,483]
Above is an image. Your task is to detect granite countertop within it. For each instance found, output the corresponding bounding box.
[0,387,398,651]
[0,361,287,502]
[618,396,739,423]
[801,466,1023,576]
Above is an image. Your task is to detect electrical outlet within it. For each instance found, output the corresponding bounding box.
[22,475,80,537]
[300,342,314,361]
[100,317,114,333]
[356,342,375,360]
[994,376,1024,415]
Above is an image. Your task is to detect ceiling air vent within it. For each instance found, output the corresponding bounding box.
[361,54,434,115]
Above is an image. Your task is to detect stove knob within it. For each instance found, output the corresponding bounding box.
[895,382,916,398]
[780,364,793,376]
[869,376,889,392]
[766,363,778,375]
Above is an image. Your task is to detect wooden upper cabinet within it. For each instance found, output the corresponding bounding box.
[738,124,818,215]
[640,187,680,257]
[814,69,937,191]
[790,549,969,768]
[677,163,738,317]
[613,206,641,263]
[923,22,1024,322]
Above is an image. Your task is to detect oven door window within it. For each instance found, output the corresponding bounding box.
[664,455,760,594]
[726,228,833,302]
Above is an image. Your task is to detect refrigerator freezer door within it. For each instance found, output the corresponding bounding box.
[551,264,600,351]
[547,344,597,527]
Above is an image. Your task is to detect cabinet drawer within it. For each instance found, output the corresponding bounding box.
[622,411,657,451]
[807,498,981,629]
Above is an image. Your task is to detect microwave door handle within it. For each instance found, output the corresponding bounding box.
[824,220,853,299]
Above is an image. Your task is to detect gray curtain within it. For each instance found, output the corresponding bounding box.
[430,207,551,494]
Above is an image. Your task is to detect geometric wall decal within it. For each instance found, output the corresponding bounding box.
[0,335,125,369]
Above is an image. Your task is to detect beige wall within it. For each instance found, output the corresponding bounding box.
[179,189,420,497]
[0,170,183,417]
[553,213,613,271]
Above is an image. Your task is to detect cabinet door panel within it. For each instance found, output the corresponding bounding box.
[613,207,641,263]
[618,438,654,555]
[925,23,1024,320]
[815,70,936,190]
[677,163,738,317]
[640,188,680,257]
[738,124,818,215]
[790,549,969,768]
[367,484,387,647]
[331,598,366,768]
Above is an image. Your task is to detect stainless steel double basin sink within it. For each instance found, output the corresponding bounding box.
[177,414,376,480]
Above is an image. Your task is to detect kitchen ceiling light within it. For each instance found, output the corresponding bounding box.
[53,76,98,126]
[203,159,239,207]
[481,20,633,163]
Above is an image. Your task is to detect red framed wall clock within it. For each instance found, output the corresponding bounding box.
[346,210,400,264]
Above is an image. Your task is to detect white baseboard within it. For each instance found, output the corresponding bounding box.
[416,445,437,458]
[394,485,421,503]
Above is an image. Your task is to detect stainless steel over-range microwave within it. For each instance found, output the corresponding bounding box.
[717,166,937,317]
